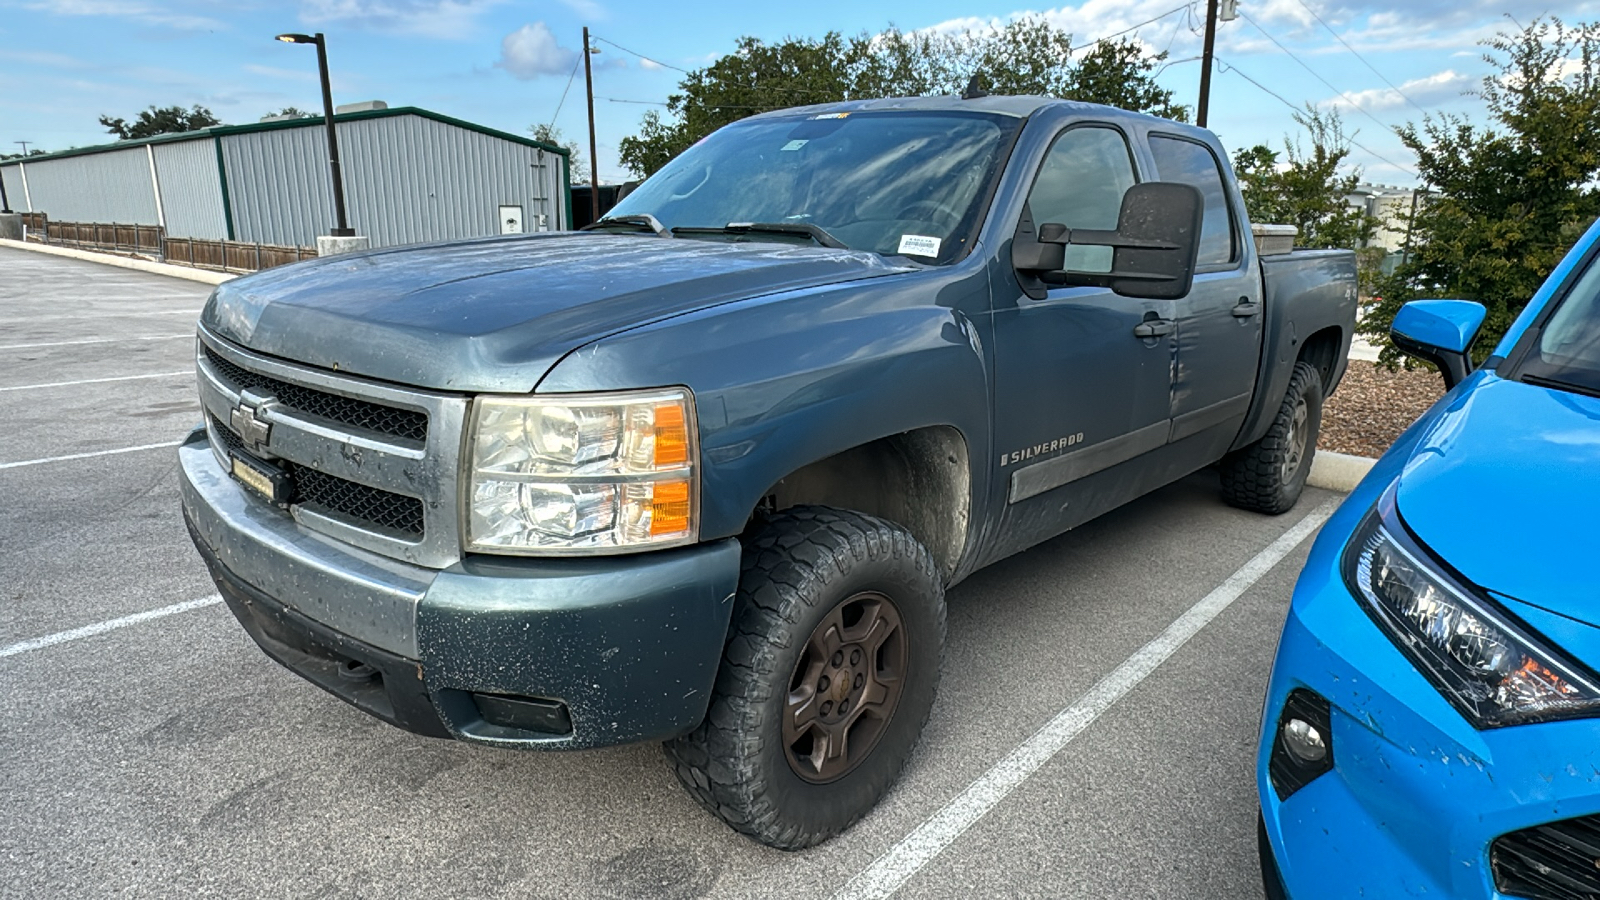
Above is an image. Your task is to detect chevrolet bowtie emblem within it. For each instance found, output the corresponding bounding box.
[230,392,274,451]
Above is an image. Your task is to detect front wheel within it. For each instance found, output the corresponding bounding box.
[1220,360,1325,515]
[664,506,946,850]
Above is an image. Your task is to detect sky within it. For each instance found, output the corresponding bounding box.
[4,0,1600,188]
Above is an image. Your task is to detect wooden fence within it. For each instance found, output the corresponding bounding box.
[164,237,318,272]
[22,215,315,273]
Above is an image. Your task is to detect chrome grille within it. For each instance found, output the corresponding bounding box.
[202,345,427,442]
[196,326,469,569]
[207,415,425,539]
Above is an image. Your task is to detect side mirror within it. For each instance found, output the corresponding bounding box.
[1012,182,1204,301]
[1390,299,1487,390]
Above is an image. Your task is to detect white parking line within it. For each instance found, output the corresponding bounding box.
[0,334,192,351]
[0,371,190,392]
[0,441,183,470]
[0,595,222,659]
[831,500,1339,900]
[0,310,198,324]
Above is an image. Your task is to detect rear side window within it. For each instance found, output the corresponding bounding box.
[1026,126,1138,273]
[1149,134,1236,268]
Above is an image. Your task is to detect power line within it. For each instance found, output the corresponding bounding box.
[1237,10,1403,140]
[1216,55,1416,177]
[547,54,583,130]
[1291,0,1429,116]
[1070,1,1197,53]
[591,35,690,73]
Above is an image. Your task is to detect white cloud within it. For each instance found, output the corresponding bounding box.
[297,0,503,40]
[495,22,579,79]
[21,0,224,31]
[638,57,664,71]
[1327,69,1474,112]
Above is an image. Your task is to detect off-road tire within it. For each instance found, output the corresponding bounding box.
[664,506,945,850]
[1220,361,1324,515]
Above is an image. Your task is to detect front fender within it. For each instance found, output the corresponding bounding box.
[537,268,994,553]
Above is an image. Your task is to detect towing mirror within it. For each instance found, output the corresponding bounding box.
[1013,182,1204,301]
[1390,299,1487,390]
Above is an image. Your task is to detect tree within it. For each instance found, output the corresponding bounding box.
[619,19,1187,178]
[1233,106,1381,291]
[529,123,588,184]
[264,106,316,119]
[99,105,221,139]
[0,149,44,161]
[1365,17,1600,361]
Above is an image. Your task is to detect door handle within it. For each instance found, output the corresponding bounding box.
[1232,299,1261,318]
[1133,318,1174,339]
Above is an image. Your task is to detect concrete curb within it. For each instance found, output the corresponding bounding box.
[0,238,236,285]
[1308,450,1377,492]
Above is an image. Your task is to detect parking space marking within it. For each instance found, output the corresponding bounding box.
[0,334,192,351]
[0,441,183,470]
[0,595,221,659]
[0,310,199,324]
[0,371,190,392]
[832,500,1339,900]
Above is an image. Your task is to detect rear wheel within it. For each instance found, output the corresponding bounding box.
[664,506,945,850]
[1221,361,1324,515]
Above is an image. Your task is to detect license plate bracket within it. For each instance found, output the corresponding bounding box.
[230,451,295,506]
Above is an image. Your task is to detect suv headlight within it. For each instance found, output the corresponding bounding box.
[1343,485,1600,728]
[465,388,698,554]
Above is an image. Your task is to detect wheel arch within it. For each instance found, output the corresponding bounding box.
[753,425,972,582]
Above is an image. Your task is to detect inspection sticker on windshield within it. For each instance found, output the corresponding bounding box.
[811,112,850,119]
[898,234,942,258]
[780,139,809,151]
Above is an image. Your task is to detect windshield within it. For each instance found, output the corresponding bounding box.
[1516,253,1600,397]
[605,111,1020,264]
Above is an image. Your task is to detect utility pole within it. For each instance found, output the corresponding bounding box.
[15,141,30,156]
[1196,0,1220,128]
[583,27,600,224]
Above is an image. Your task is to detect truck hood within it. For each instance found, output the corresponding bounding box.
[1395,375,1600,624]
[201,233,912,392]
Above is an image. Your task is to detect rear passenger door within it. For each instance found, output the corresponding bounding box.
[1148,134,1262,453]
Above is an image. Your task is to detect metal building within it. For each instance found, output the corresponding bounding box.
[0,106,572,248]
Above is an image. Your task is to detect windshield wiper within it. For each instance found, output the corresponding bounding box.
[671,221,849,250]
[1522,372,1600,400]
[582,214,669,236]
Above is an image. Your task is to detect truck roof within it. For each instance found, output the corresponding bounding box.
[746,94,1210,136]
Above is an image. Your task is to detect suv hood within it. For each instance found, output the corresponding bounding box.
[201,233,911,392]
[1395,375,1600,624]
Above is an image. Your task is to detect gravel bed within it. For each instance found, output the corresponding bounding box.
[1319,361,1444,458]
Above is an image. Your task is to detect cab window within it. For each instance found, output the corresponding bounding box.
[1149,134,1237,268]
[1026,126,1138,273]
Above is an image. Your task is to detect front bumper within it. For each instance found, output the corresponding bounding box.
[1258,507,1600,898]
[178,426,742,749]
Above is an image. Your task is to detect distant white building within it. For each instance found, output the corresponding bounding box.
[1345,183,1422,253]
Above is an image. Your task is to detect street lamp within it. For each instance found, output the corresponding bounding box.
[275,32,354,236]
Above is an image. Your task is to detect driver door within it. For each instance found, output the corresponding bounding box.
[984,124,1178,561]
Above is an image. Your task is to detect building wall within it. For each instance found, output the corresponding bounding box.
[222,125,335,248]
[153,139,228,240]
[4,147,157,224]
[338,114,565,246]
[0,165,26,212]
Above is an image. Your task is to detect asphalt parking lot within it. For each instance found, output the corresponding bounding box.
[0,245,1344,899]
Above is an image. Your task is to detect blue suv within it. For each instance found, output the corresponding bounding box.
[1258,219,1600,899]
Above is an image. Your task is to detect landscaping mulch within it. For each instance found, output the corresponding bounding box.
[1319,361,1444,458]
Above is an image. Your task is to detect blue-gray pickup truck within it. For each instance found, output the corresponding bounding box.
[179,95,1356,848]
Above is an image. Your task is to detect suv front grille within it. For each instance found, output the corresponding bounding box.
[203,345,428,442]
[208,415,425,539]
[1493,815,1600,900]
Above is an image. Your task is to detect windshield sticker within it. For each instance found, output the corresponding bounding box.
[898,234,942,258]
[811,112,850,119]
[780,139,809,151]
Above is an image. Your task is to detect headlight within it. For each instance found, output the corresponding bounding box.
[1343,486,1600,728]
[465,388,697,554]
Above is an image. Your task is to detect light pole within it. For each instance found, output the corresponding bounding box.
[583,28,601,223]
[1196,0,1239,128]
[276,32,355,237]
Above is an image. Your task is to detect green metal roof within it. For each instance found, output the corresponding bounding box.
[0,106,571,166]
